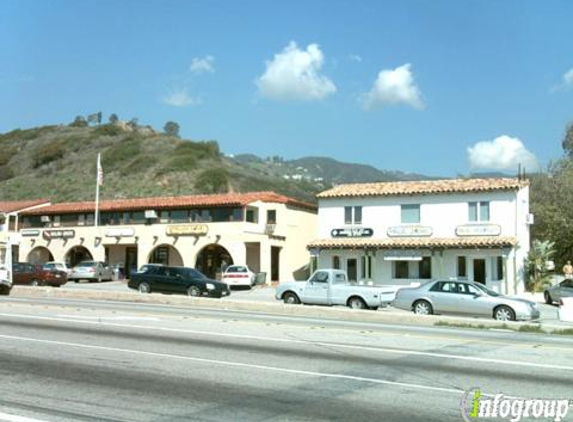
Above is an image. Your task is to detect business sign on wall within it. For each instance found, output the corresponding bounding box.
[456,224,501,236]
[20,229,40,237]
[166,224,209,236]
[382,249,430,261]
[105,228,135,238]
[331,228,374,238]
[387,226,433,237]
[42,230,75,240]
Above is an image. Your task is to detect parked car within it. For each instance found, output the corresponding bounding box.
[68,261,114,283]
[544,279,573,304]
[12,262,68,287]
[128,265,231,298]
[392,279,540,321]
[275,269,398,310]
[0,264,11,295]
[43,261,71,275]
[221,265,256,288]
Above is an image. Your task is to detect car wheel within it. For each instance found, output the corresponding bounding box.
[348,296,367,310]
[138,282,150,294]
[544,291,553,305]
[413,300,433,315]
[187,286,202,297]
[494,305,516,321]
[283,292,300,304]
[30,280,39,287]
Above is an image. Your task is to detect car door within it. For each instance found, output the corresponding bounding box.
[561,279,573,299]
[12,263,25,284]
[168,267,189,294]
[554,279,573,300]
[302,271,331,304]
[456,282,491,317]
[427,281,459,313]
[151,266,174,293]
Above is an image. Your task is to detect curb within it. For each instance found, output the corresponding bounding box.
[8,286,572,332]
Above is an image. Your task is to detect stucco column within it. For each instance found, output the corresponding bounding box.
[260,240,272,284]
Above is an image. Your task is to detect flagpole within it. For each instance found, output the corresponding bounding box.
[95,153,101,227]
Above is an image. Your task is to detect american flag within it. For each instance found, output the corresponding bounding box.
[97,153,103,186]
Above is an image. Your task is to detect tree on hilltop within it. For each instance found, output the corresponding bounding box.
[164,121,180,138]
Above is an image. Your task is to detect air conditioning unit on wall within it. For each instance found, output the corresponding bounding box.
[144,210,158,219]
[40,216,51,223]
[526,213,534,225]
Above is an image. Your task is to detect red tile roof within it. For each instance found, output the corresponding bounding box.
[0,199,50,213]
[21,192,317,215]
[308,236,517,250]
[317,178,529,199]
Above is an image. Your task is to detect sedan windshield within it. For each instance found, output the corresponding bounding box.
[474,283,501,297]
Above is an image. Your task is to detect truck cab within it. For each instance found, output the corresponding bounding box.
[0,235,13,295]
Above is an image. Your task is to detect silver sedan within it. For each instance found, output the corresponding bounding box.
[392,279,540,321]
[68,261,114,283]
[544,279,573,304]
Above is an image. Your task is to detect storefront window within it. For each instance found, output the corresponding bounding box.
[394,261,409,279]
[131,211,145,224]
[496,256,504,280]
[457,256,467,278]
[171,210,189,223]
[361,255,373,279]
[419,257,432,279]
[332,256,340,269]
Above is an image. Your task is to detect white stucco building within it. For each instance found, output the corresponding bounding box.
[308,178,531,294]
[16,192,317,282]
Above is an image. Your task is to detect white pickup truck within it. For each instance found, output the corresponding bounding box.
[275,269,398,310]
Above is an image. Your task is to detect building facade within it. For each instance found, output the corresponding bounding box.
[0,200,51,283]
[308,178,531,294]
[17,192,317,282]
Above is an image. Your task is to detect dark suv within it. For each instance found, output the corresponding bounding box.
[12,262,68,287]
[128,265,230,298]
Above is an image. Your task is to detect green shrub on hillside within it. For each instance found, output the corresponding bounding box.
[31,139,66,168]
[0,166,14,182]
[121,155,157,175]
[102,136,142,169]
[157,141,221,175]
[195,167,229,194]
[0,146,16,166]
[93,124,124,137]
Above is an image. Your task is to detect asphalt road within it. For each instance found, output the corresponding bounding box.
[0,297,572,422]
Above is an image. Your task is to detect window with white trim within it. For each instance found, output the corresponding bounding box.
[468,201,490,222]
[344,206,362,224]
[401,204,420,224]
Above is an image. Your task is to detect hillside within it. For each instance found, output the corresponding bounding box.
[0,122,432,204]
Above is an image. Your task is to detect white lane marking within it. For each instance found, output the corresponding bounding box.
[1,312,572,372]
[0,333,462,396]
[0,412,52,422]
[56,315,160,322]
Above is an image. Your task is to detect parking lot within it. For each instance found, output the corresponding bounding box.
[53,279,569,326]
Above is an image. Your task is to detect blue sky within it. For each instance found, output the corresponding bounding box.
[1,0,572,177]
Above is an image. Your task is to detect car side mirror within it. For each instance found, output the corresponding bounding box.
[474,291,485,297]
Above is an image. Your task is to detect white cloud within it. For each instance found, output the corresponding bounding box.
[256,41,336,101]
[190,56,215,74]
[361,63,424,110]
[161,89,202,107]
[467,135,539,171]
[348,54,362,63]
[562,68,573,88]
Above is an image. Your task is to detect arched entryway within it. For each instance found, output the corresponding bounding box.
[195,244,233,280]
[27,247,54,264]
[65,246,93,268]
[148,245,183,267]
